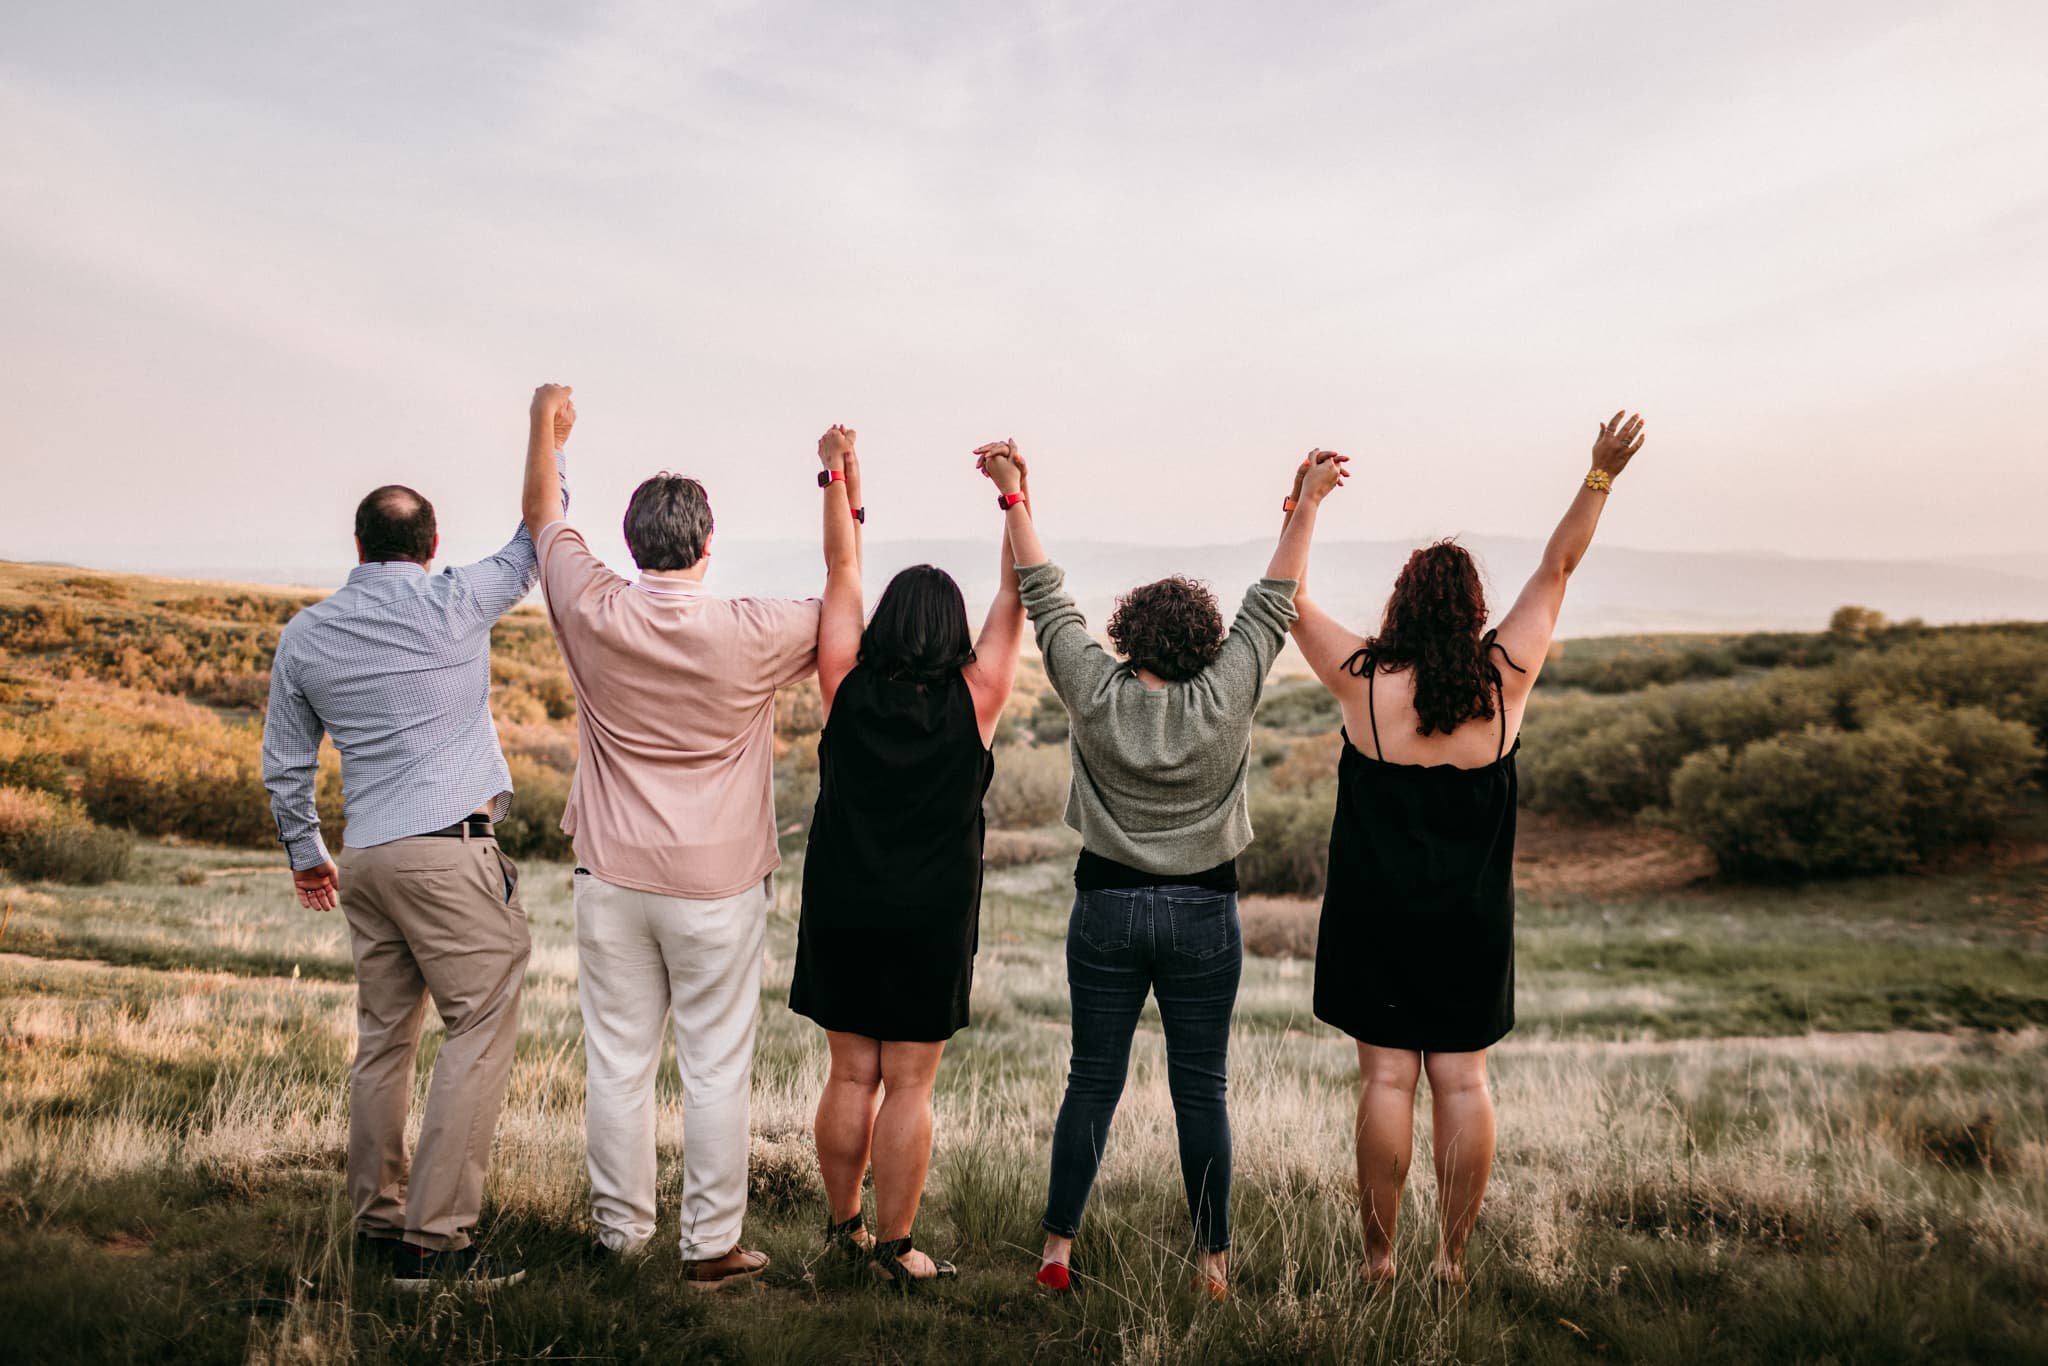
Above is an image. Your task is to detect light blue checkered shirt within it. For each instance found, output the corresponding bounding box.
[261,458,565,869]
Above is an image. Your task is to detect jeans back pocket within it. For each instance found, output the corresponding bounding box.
[1162,889,1238,962]
[1073,888,1140,952]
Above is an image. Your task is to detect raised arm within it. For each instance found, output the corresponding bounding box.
[1494,410,1646,686]
[521,383,575,535]
[444,385,573,621]
[259,651,338,911]
[978,441,1114,707]
[1270,452,1368,690]
[962,452,1030,745]
[816,424,863,713]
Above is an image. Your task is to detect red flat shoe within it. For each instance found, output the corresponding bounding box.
[1035,1261,1072,1292]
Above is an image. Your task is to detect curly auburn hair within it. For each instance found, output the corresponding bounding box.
[1107,575,1224,682]
[1366,540,1497,737]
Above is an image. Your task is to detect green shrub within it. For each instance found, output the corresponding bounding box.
[774,764,821,836]
[1520,670,1851,819]
[497,753,574,861]
[0,787,132,885]
[1238,785,1335,896]
[984,744,1070,830]
[78,732,275,846]
[1256,681,1342,736]
[1669,708,2040,880]
[1029,692,1069,744]
[0,729,66,795]
[984,828,1071,869]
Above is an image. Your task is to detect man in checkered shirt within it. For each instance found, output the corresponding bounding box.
[259,398,574,1291]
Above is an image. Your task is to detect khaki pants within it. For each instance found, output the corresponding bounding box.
[338,833,530,1252]
[574,870,770,1259]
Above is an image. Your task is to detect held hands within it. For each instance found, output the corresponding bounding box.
[531,383,576,448]
[974,439,1027,497]
[1292,448,1349,504]
[1592,411,1645,476]
[818,424,857,472]
[294,861,339,913]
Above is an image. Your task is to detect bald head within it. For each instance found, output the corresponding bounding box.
[354,484,438,565]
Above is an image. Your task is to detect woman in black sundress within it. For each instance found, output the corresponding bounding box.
[789,424,1027,1287]
[1278,411,1648,1285]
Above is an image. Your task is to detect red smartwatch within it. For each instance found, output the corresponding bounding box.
[817,469,846,488]
[996,491,1025,511]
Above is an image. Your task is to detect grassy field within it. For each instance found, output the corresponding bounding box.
[3,835,2046,1363]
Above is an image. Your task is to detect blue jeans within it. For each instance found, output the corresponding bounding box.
[1041,885,1243,1254]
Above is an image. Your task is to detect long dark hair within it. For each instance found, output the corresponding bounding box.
[858,565,975,684]
[1364,540,1496,737]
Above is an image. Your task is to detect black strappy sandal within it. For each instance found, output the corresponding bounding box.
[824,1213,874,1263]
[869,1235,958,1290]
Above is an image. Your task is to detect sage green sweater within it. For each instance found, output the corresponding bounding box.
[1016,561,1300,876]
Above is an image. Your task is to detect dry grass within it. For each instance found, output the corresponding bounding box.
[0,844,2045,1362]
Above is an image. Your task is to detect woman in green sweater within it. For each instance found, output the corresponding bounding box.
[977,441,1348,1300]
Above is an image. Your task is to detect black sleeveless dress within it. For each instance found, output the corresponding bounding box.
[790,664,994,1042]
[1313,636,1525,1053]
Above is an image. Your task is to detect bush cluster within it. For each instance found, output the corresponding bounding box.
[1522,630,2048,820]
[0,785,131,885]
[984,744,1070,830]
[497,753,574,861]
[1669,708,2040,879]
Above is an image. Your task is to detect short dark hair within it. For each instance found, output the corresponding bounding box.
[1107,575,1224,682]
[354,485,437,564]
[858,565,975,683]
[623,474,714,571]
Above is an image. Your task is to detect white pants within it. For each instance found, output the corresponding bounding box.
[573,870,771,1259]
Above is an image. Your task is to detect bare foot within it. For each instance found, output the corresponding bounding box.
[1431,1258,1466,1287]
[1360,1256,1396,1284]
[1197,1250,1229,1300]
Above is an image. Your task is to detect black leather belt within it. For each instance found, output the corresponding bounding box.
[421,816,496,839]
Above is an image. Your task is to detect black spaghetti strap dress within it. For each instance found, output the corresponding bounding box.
[1313,634,1526,1053]
[790,663,994,1042]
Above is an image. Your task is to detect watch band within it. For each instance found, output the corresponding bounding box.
[852,506,866,524]
[996,491,1025,511]
[817,469,846,488]
[1282,496,1298,513]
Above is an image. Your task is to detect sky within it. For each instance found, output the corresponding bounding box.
[3,0,2045,577]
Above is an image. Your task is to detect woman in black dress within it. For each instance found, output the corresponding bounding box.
[1280,411,1647,1284]
[789,425,1027,1285]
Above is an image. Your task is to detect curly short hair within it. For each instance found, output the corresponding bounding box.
[1107,576,1224,682]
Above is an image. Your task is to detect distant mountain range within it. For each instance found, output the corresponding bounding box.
[30,538,2048,639]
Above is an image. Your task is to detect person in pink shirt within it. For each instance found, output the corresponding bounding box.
[520,383,842,1290]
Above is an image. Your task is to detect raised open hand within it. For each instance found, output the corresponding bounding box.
[1592,411,1645,476]
[532,384,575,447]
[818,424,856,471]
